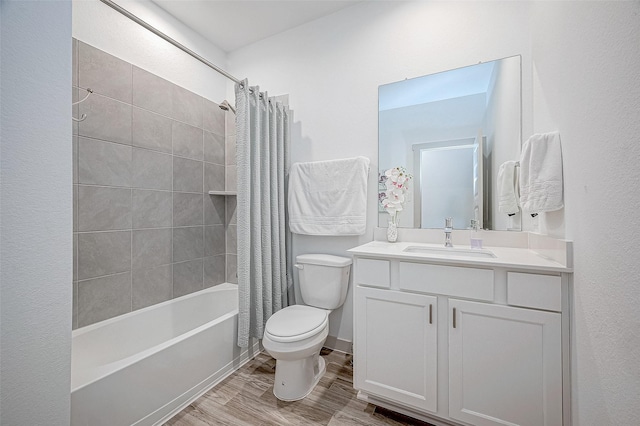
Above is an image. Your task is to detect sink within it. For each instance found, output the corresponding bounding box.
[403,246,497,258]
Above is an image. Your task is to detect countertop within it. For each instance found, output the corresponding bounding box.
[347,241,572,273]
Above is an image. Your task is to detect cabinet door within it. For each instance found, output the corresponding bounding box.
[354,286,437,413]
[448,299,562,426]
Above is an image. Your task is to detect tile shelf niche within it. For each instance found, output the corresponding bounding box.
[208,191,237,196]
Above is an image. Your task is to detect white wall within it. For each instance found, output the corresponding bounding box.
[0,1,72,424]
[484,56,522,231]
[228,0,533,343]
[229,1,640,423]
[530,2,640,424]
[73,0,229,102]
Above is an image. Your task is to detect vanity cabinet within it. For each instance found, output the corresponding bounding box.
[354,287,437,413]
[448,299,562,426]
[350,252,571,426]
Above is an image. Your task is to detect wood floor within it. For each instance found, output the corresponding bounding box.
[165,348,433,426]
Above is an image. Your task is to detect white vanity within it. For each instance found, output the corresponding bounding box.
[348,230,573,426]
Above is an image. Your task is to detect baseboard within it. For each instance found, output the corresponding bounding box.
[324,336,352,354]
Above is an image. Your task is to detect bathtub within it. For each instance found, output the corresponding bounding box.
[71,283,260,426]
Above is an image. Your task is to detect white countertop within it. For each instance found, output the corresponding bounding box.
[347,241,572,273]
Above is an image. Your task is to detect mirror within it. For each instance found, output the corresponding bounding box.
[378,55,522,231]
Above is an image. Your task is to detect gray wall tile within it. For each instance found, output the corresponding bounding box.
[72,43,238,325]
[78,41,132,103]
[203,99,225,135]
[132,265,172,310]
[172,85,203,128]
[173,192,203,227]
[225,165,237,192]
[73,280,78,330]
[132,107,172,154]
[204,255,225,288]
[73,88,79,136]
[204,162,225,192]
[173,259,203,298]
[226,254,237,284]
[132,189,172,229]
[78,93,132,145]
[225,111,236,136]
[73,135,78,183]
[204,131,225,165]
[73,185,78,232]
[225,134,236,166]
[132,148,172,191]
[132,66,173,117]
[78,137,132,187]
[226,224,237,254]
[78,231,131,280]
[205,225,225,257]
[132,228,172,269]
[73,233,78,282]
[173,121,203,161]
[225,196,237,225]
[205,194,225,225]
[78,272,132,327]
[174,157,203,193]
[173,226,204,262]
[78,186,132,231]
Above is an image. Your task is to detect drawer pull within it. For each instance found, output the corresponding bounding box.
[453,307,457,328]
[429,304,433,324]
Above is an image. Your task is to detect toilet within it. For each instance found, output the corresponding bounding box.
[262,253,352,401]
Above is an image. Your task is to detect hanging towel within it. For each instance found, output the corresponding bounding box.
[288,156,370,235]
[519,131,564,214]
[497,161,520,215]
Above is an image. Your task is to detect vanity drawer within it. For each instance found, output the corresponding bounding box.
[507,272,561,312]
[356,258,390,288]
[399,262,494,301]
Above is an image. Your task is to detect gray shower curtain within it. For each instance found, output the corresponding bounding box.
[235,80,292,348]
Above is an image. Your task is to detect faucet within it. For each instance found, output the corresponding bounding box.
[444,217,453,247]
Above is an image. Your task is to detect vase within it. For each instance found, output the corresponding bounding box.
[387,220,398,243]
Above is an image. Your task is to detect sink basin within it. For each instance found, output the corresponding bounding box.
[403,246,497,258]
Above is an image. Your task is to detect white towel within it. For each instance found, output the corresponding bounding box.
[519,131,564,213]
[288,156,370,235]
[498,161,520,215]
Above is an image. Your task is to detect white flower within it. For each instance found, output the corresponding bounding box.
[382,166,413,219]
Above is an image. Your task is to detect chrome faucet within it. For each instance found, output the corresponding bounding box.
[444,217,453,247]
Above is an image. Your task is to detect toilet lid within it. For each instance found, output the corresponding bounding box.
[265,305,328,342]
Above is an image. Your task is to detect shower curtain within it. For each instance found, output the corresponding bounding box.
[235,80,292,348]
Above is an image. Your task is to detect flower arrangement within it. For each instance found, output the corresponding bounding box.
[381,166,413,224]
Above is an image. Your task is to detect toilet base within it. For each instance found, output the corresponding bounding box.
[272,353,326,401]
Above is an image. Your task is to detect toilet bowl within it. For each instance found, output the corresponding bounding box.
[262,305,329,401]
[262,254,351,401]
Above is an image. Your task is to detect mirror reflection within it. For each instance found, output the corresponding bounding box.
[378,55,522,231]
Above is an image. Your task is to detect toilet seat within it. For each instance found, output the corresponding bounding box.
[264,305,328,343]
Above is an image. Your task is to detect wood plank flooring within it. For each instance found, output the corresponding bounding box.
[165,348,433,426]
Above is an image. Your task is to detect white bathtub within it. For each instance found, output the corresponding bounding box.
[71,283,260,426]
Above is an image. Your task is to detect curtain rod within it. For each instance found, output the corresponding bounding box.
[99,0,243,85]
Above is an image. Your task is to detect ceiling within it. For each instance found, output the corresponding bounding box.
[151,0,361,52]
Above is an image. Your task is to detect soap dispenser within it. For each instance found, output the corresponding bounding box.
[470,219,483,249]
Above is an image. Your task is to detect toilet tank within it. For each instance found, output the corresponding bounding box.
[296,254,352,310]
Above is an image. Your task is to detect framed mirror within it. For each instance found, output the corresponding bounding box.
[378,55,522,231]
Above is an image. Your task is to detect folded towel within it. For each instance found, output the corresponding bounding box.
[519,131,564,213]
[288,156,370,235]
[497,161,520,215]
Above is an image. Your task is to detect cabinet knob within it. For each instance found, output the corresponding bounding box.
[429,304,433,324]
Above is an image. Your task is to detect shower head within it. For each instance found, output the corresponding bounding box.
[219,100,236,114]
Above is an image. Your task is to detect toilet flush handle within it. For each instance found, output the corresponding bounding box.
[294,264,304,270]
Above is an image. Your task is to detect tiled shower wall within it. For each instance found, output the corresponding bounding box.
[72,39,237,329]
